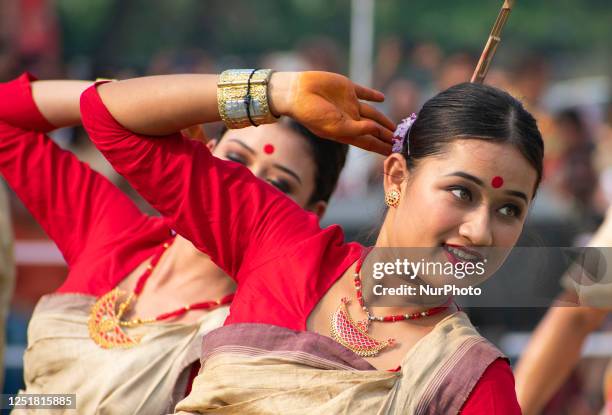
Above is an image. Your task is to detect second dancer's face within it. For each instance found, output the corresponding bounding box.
[212,123,322,215]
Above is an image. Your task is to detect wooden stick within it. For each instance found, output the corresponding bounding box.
[470,0,515,84]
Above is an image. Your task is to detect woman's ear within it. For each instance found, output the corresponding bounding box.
[383,153,408,194]
[307,200,328,219]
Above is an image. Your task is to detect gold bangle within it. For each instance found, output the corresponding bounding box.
[217,69,277,129]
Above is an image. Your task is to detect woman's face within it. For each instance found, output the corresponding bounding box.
[212,123,323,215]
[383,140,538,280]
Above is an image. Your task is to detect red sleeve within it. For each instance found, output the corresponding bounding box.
[460,358,522,414]
[0,73,55,132]
[80,84,320,281]
[0,74,149,267]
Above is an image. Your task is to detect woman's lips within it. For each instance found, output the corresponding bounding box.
[442,243,485,264]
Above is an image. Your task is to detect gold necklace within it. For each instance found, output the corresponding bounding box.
[88,239,234,349]
[330,250,451,357]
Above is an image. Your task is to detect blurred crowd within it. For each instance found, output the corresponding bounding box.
[1,2,612,413]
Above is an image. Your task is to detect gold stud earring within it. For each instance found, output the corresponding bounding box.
[385,189,401,208]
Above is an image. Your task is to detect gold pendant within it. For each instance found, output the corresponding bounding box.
[88,288,141,349]
[330,297,394,357]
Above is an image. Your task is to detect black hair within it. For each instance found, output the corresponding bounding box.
[218,121,348,204]
[400,82,544,196]
[284,120,348,204]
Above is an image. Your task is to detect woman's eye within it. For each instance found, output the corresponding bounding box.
[450,187,472,202]
[499,204,521,218]
[268,179,291,194]
[226,153,247,165]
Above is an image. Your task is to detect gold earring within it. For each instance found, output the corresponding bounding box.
[385,189,401,208]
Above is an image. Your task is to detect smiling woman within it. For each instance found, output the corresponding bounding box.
[79,70,543,414]
[380,83,542,251]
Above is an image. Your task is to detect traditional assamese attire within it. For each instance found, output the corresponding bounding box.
[81,83,522,414]
[0,74,229,414]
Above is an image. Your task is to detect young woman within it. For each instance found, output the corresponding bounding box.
[80,70,542,414]
[0,73,348,414]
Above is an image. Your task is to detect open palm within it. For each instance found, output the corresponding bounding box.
[288,71,395,155]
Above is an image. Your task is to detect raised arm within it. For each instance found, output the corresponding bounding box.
[95,72,395,153]
[30,79,91,128]
[0,74,150,267]
[0,73,90,132]
[81,71,394,279]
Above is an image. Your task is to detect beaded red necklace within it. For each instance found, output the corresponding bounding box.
[330,250,452,357]
[88,238,234,349]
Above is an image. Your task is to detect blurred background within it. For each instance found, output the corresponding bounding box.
[1,0,611,413]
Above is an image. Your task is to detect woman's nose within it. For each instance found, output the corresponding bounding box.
[458,207,493,246]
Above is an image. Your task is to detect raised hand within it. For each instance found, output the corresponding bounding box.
[270,71,395,155]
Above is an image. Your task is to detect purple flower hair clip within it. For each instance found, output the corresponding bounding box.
[392,113,418,154]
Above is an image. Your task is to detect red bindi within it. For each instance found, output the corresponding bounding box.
[491,176,504,188]
[263,144,275,154]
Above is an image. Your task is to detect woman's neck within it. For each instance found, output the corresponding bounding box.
[147,235,236,295]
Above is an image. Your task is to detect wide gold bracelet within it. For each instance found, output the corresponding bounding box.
[217,69,277,129]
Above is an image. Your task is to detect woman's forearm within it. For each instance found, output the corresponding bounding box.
[93,71,394,154]
[95,73,296,136]
[31,80,92,128]
[96,75,220,135]
[515,301,607,415]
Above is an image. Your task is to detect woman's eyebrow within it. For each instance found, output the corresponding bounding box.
[272,164,301,184]
[445,171,528,203]
[227,138,256,155]
[445,171,484,186]
[504,189,528,204]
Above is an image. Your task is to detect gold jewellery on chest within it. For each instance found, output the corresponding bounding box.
[88,239,234,349]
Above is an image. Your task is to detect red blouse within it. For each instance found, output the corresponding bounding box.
[0,74,174,296]
[79,84,522,414]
